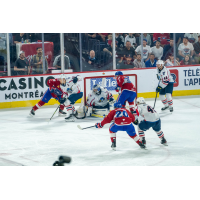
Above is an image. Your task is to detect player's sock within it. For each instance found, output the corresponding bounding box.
[32,100,45,111]
[156,130,164,139]
[160,95,168,109]
[109,132,116,150]
[166,93,173,110]
[129,134,141,144]
[138,130,145,138]
[129,102,135,112]
[58,104,67,115]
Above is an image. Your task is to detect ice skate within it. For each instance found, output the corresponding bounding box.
[30,108,35,116]
[161,106,169,111]
[139,141,146,149]
[111,138,116,151]
[142,137,146,146]
[161,137,167,146]
[58,109,67,116]
[65,113,75,122]
[169,107,173,112]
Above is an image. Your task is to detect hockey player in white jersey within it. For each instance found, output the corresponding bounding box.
[156,60,174,112]
[86,84,115,117]
[64,75,83,121]
[134,97,167,146]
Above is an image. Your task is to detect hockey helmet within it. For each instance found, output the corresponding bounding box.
[114,102,122,108]
[93,84,101,95]
[59,74,67,86]
[156,60,164,66]
[115,71,123,76]
[72,76,78,84]
[136,97,146,104]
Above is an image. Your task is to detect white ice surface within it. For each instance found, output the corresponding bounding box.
[0,96,200,166]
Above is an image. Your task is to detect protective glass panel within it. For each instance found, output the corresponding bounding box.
[81,33,113,71]
[0,33,8,76]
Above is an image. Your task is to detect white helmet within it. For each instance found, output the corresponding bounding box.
[156,60,164,65]
[59,74,66,80]
[136,97,146,104]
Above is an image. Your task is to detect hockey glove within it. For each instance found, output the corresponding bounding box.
[156,86,162,93]
[50,87,62,96]
[133,119,138,125]
[59,97,66,104]
[95,123,103,129]
[109,98,115,104]
[67,88,72,93]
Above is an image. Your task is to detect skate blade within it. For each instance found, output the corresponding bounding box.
[65,118,75,122]
[162,143,168,146]
[112,147,116,151]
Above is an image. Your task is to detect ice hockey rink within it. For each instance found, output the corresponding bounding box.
[0,95,199,166]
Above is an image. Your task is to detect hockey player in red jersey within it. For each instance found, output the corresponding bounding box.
[95,102,145,150]
[115,71,136,114]
[30,74,67,116]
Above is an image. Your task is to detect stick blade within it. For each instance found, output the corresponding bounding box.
[77,125,83,130]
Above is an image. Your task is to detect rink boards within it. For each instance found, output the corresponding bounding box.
[0,65,200,109]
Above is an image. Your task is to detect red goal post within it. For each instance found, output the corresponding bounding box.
[83,74,137,105]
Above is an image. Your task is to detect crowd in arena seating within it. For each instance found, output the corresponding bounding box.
[1,33,200,76]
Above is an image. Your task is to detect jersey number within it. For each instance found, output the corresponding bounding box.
[115,111,128,118]
[147,106,155,113]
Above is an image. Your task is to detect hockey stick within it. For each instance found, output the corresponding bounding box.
[77,125,95,130]
[153,79,161,109]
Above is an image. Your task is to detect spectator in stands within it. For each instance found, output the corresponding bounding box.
[28,33,42,43]
[97,33,109,42]
[162,38,175,60]
[0,33,6,65]
[133,54,145,68]
[115,33,124,48]
[180,55,192,65]
[88,33,97,39]
[120,54,134,68]
[103,42,121,57]
[124,33,137,49]
[139,33,151,46]
[86,50,98,66]
[153,33,170,47]
[14,33,28,44]
[174,33,184,46]
[194,35,200,64]
[14,51,30,75]
[178,36,194,61]
[107,34,112,46]
[165,55,180,66]
[135,39,152,62]
[145,53,157,67]
[151,40,163,60]
[53,48,71,70]
[184,33,198,44]
[119,41,136,63]
[30,47,48,74]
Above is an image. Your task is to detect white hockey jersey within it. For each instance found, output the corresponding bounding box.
[137,104,160,122]
[87,87,113,107]
[157,66,174,89]
[65,77,82,95]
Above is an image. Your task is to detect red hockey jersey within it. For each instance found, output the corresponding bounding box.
[116,75,136,92]
[47,78,65,98]
[153,33,170,46]
[101,108,136,126]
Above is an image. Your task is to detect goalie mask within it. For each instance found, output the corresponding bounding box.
[93,84,101,95]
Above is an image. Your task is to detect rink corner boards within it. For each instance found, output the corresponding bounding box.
[0,89,200,109]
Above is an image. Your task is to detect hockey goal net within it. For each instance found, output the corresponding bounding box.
[83,74,137,106]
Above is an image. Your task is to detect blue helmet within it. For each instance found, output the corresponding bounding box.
[93,84,101,95]
[115,71,123,76]
[114,102,122,108]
